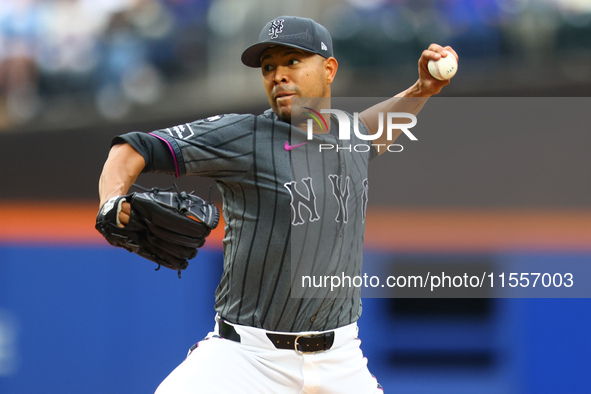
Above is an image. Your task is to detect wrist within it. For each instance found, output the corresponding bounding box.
[399,80,432,98]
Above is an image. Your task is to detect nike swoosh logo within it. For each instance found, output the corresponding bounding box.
[284,141,307,151]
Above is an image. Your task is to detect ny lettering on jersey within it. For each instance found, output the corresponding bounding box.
[285,176,368,226]
[284,177,320,226]
[361,178,369,223]
[328,174,350,223]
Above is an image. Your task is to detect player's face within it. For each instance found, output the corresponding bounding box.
[260,47,335,123]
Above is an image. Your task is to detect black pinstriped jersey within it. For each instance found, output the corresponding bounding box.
[117,109,376,332]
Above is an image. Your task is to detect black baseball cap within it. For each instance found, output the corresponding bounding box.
[241,16,334,68]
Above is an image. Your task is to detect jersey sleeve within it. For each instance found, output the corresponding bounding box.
[112,113,255,179]
[149,113,255,179]
[112,132,178,175]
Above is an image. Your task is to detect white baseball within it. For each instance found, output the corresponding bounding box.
[428,52,458,81]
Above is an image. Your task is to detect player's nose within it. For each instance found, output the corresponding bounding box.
[273,66,290,84]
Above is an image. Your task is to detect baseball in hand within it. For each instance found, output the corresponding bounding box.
[428,52,458,80]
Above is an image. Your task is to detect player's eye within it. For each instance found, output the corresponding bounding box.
[262,64,274,72]
[288,58,300,66]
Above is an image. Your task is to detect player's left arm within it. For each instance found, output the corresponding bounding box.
[359,44,458,155]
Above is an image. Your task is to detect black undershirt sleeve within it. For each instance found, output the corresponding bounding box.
[111,132,177,175]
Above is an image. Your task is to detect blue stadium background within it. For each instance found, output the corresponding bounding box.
[1,245,591,393]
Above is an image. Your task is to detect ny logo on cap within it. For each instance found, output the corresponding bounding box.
[269,19,284,39]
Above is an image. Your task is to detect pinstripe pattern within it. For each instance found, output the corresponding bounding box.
[145,109,372,332]
[286,112,371,332]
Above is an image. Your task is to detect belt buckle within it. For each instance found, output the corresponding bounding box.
[294,334,324,354]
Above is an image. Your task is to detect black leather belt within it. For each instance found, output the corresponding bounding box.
[218,319,335,354]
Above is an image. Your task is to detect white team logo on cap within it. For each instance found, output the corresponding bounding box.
[269,19,284,39]
[321,42,328,51]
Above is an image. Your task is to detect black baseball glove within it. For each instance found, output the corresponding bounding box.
[95,185,219,277]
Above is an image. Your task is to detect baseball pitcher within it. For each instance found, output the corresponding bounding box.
[96,16,457,393]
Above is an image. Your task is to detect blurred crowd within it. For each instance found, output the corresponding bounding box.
[0,0,209,128]
[325,0,591,74]
[1,0,590,130]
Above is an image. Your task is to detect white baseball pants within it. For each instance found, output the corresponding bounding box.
[155,317,383,393]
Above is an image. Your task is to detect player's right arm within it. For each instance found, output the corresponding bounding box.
[98,143,145,225]
[359,44,458,155]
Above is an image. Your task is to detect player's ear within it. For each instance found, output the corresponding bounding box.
[324,57,338,84]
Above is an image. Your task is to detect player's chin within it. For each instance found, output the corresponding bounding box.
[277,103,311,124]
[274,106,292,123]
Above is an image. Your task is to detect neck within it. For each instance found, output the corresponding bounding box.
[292,96,332,134]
